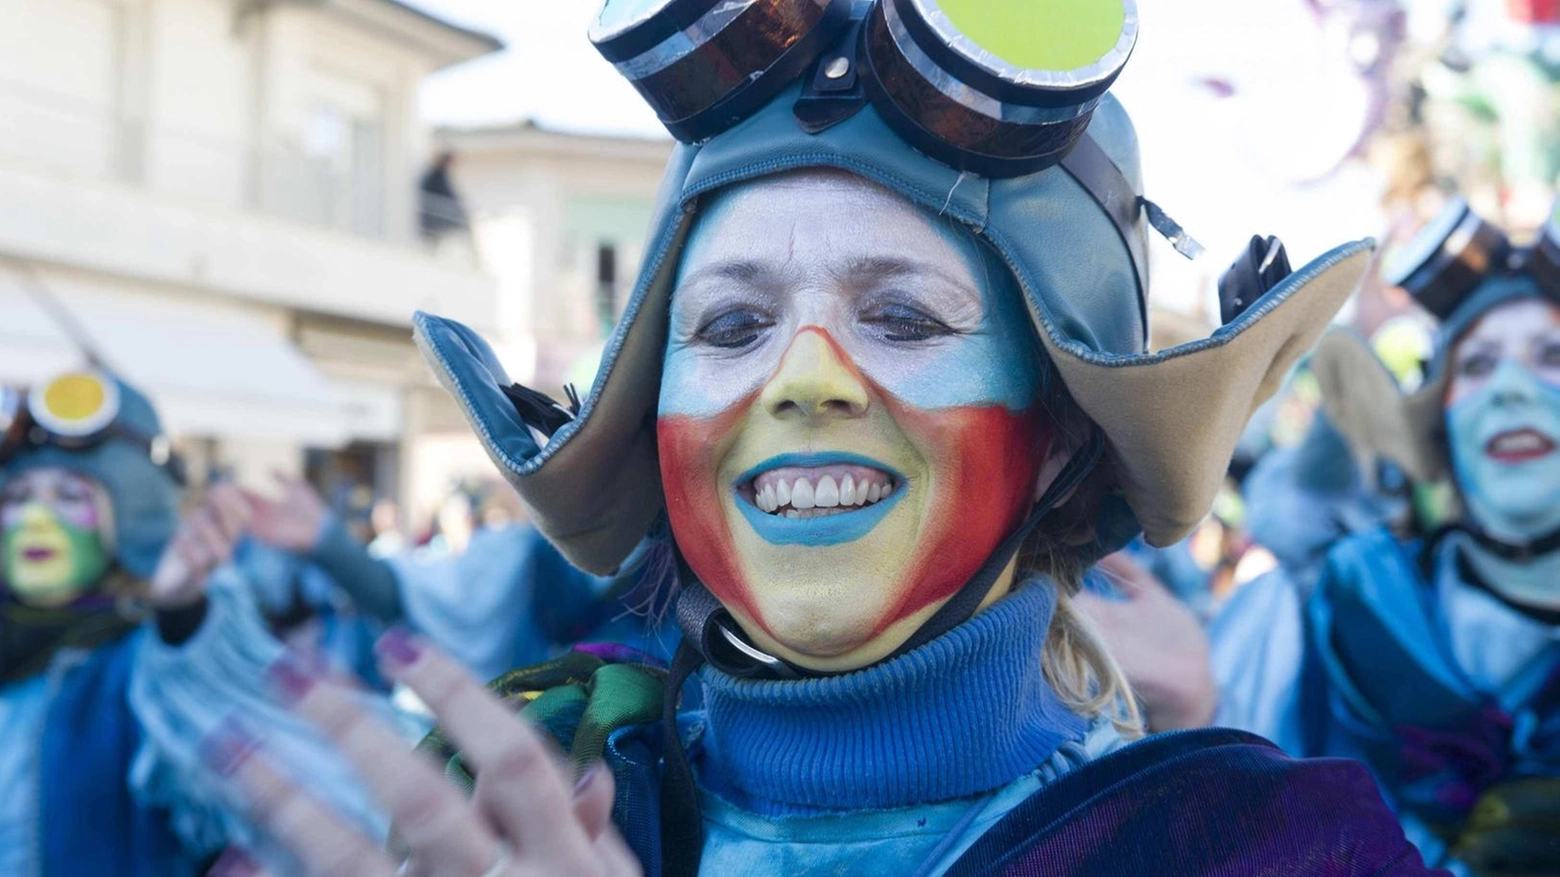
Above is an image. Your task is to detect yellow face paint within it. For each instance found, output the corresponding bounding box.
[2,501,110,608]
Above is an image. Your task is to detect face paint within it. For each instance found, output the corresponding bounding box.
[2,502,110,608]
[1,468,112,607]
[658,171,1051,669]
[1445,299,1560,543]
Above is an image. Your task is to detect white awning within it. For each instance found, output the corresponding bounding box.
[0,268,354,447]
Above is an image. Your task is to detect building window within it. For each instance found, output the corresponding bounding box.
[595,241,618,332]
[288,69,386,237]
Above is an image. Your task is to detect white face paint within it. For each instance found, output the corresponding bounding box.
[1445,298,1560,542]
[656,171,1054,671]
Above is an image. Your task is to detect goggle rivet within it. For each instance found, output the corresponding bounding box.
[824,56,850,80]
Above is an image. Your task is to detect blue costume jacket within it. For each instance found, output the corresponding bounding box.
[0,576,383,877]
[479,581,1441,876]
[1214,527,1560,874]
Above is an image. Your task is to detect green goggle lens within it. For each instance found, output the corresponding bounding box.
[863,0,1136,176]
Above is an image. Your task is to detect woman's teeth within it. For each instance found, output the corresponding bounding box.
[1487,428,1557,461]
[750,467,895,517]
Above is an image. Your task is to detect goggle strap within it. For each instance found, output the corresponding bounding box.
[1142,198,1205,260]
[1059,137,1149,298]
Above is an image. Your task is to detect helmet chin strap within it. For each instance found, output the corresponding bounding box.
[1459,519,1560,564]
[657,427,1107,877]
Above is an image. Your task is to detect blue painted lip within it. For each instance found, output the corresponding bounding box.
[732,453,906,547]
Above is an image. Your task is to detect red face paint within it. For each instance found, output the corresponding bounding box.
[658,398,761,622]
[869,398,1049,635]
[656,326,1050,641]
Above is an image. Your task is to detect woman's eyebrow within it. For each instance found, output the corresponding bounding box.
[835,255,978,295]
[678,259,770,291]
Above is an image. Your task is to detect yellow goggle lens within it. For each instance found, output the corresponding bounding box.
[41,373,109,424]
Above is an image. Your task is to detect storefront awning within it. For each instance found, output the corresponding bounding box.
[0,268,354,447]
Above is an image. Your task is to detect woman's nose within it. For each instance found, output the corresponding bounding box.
[17,502,54,529]
[1489,359,1542,406]
[759,329,871,422]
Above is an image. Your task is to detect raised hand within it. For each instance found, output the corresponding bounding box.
[149,482,251,609]
[204,631,641,877]
[1076,551,1216,732]
[244,472,329,553]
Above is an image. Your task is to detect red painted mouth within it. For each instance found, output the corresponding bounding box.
[22,547,55,562]
[1486,428,1558,463]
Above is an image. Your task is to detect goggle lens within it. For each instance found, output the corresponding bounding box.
[1382,197,1511,321]
[864,0,1136,176]
[934,0,1127,73]
[592,0,853,142]
[28,370,121,442]
[591,0,1137,177]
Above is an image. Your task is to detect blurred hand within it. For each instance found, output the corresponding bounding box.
[244,472,328,553]
[1077,552,1216,732]
[150,482,251,609]
[205,631,641,877]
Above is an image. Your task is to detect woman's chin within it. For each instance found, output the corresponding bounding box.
[730,600,937,674]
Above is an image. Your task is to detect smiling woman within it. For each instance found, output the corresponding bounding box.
[211,1,1449,875]
[1446,297,1560,549]
[658,171,1057,668]
[1211,196,1560,874]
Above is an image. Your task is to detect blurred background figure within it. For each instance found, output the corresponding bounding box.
[366,498,406,559]
[0,370,379,876]
[418,150,468,243]
[243,474,664,686]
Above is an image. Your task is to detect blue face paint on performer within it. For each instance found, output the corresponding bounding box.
[1445,298,1560,544]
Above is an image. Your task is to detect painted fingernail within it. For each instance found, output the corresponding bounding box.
[265,653,318,705]
[208,846,263,877]
[200,717,261,777]
[574,762,604,797]
[375,626,422,668]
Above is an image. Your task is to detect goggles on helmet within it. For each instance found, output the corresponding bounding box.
[589,0,1192,299]
[0,370,182,482]
[591,0,1136,176]
[1383,196,1560,320]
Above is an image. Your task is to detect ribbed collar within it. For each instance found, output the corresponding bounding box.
[694,581,1088,814]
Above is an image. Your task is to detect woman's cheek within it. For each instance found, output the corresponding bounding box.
[874,399,1050,634]
[656,400,762,622]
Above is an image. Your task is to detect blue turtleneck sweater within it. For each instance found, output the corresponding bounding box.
[688,581,1118,876]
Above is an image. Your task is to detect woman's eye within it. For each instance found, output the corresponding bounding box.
[863,304,953,343]
[1457,353,1496,379]
[1538,342,1560,368]
[697,310,772,350]
[56,485,89,503]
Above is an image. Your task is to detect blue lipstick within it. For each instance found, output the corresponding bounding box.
[733,453,906,547]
